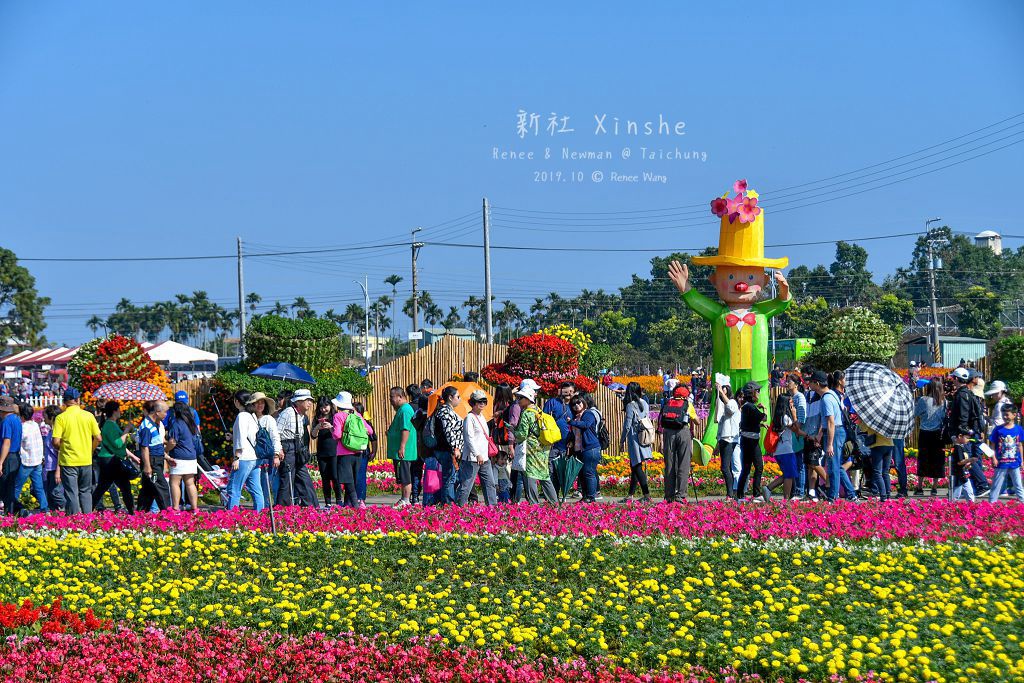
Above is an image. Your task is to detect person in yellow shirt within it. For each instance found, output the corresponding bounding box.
[51,388,100,514]
[860,422,894,502]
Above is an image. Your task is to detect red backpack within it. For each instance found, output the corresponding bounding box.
[660,397,691,429]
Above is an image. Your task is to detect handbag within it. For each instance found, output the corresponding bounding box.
[119,456,140,480]
[477,414,499,457]
[423,457,441,494]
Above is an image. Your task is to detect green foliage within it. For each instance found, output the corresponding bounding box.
[582,311,636,346]
[0,248,50,347]
[644,312,712,367]
[803,307,898,372]
[870,293,915,338]
[580,342,619,377]
[214,364,372,401]
[620,249,716,347]
[245,315,343,375]
[954,286,1002,341]
[991,336,1024,382]
[777,297,828,338]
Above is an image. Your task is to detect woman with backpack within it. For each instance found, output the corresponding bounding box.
[512,385,557,504]
[312,397,342,507]
[332,391,373,508]
[568,393,602,503]
[246,392,282,507]
[619,381,654,502]
[229,390,267,511]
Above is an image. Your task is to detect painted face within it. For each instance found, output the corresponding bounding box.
[710,266,769,305]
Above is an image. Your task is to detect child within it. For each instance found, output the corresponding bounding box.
[40,405,65,513]
[988,404,1024,503]
[950,437,976,502]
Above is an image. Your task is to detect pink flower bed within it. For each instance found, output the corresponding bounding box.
[4,500,1022,541]
[0,626,875,683]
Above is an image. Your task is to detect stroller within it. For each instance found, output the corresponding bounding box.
[197,459,231,509]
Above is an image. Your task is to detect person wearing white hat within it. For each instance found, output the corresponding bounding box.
[331,391,374,508]
[986,380,1012,432]
[512,386,557,504]
[275,389,319,508]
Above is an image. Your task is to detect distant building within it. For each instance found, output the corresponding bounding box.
[905,335,987,365]
[975,230,1002,255]
[418,327,477,349]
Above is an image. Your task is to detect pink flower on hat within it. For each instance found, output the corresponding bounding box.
[733,178,748,194]
[710,197,729,217]
[736,195,761,223]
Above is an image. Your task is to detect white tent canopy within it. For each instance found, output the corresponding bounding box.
[141,340,217,365]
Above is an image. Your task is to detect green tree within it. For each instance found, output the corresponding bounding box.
[582,310,636,346]
[991,336,1024,399]
[776,297,829,338]
[786,264,833,302]
[644,312,712,367]
[0,249,49,348]
[246,292,262,316]
[619,249,716,348]
[954,286,1002,340]
[442,306,463,330]
[385,274,403,341]
[803,307,898,372]
[870,293,915,339]
[829,241,877,306]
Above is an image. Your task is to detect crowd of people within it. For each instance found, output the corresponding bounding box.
[2,362,1022,516]
[709,364,1024,504]
[0,377,67,402]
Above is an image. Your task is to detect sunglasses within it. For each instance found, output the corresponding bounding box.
[473,398,489,405]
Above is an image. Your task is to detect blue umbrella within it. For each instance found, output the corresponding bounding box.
[607,382,626,391]
[250,362,316,385]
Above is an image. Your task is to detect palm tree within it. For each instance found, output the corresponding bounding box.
[498,300,524,343]
[291,297,311,318]
[368,297,392,365]
[423,302,444,328]
[343,303,366,360]
[384,274,402,343]
[271,301,288,317]
[86,315,105,337]
[246,292,262,316]
[442,305,463,331]
[403,290,435,321]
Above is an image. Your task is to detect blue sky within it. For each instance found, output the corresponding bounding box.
[1,1,1022,344]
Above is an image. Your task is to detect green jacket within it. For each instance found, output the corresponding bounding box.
[513,408,549,481]
[682,289,790,379]
[683,288,790,448]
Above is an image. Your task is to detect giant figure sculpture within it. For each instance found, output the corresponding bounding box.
[668,179,791,451]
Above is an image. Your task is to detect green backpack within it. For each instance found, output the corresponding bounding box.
[340,413,370,452]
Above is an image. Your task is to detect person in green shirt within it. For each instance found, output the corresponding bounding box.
[386,386,417,508]
[512,386,557,504]
[91,401,140,514]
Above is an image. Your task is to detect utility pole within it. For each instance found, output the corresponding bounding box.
[354,277,370,375]
[483,197,493,344]
[925,218,943,365]
[411,227,424,353]
[237,237,246,361]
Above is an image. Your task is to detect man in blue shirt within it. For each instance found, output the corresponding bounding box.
[0,397,23,516]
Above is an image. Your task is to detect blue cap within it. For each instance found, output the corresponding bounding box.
[63,387,81,401]
[174,390,189,404]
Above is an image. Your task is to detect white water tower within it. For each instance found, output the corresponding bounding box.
[975,229,1002,255]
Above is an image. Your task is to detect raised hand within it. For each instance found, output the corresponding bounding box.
[668,260,690,294]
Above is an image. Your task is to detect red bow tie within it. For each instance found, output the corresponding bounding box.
[725,312,756,328]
